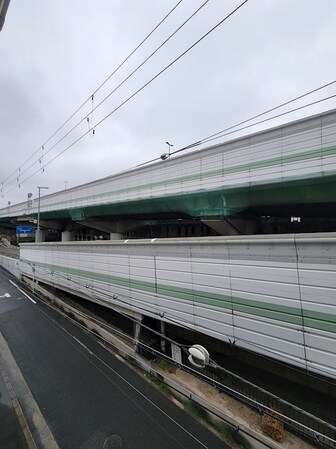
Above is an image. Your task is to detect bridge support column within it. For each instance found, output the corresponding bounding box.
[35,229,46,242]
[61,231,71,242]
[134,315,143,353]
[160,321,166,353]
[110,232,122,240]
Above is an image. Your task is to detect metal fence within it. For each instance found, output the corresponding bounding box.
[186,358,336,448]
[139,342,336,449]
[199,364,336,449]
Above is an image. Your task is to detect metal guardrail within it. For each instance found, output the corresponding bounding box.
[138,343,336,449]
[200,364,336,449]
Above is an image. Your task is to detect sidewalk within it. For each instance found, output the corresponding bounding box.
[0,362,29,449]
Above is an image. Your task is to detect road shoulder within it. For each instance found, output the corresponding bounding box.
[0,331,60,449]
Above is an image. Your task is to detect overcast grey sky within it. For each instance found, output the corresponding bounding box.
[0,0,336,207]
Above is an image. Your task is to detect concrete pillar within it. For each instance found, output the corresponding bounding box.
[134,316,143,352]
[35,229,46,242]
[61,231,71,242]
[110,232,122,240]
[160,320,166,353]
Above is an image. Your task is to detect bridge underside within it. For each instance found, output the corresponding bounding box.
[15,174,336,221]
[1,175,336,242]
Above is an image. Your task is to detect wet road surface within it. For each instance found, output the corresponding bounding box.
[0,266,230,449]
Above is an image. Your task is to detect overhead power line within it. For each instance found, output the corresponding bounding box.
[1,0,249,197]
[21,257,336,381]
[135,82,336,167]
[0,0,183,189]
[176,80,336,151]
[1,0,211,195]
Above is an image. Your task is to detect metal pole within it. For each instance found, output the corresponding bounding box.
[36,186,48,242]
[166,141,173,157]
[37,188,41,242]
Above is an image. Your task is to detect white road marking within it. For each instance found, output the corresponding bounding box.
[8,280,36,305]
[72,335,93,355]
[0,293,11,298]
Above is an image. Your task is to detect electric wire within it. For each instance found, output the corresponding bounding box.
[12,268,336,445]
[26,291,212,449]
[11,259,336,392]
[136,87,336,167]
[0,0,183,189]
[177,79,336,152]
[1,0,249,197]
[0,0,210,194]
[17,260,336,447]
[4,91,334,200]
[19,255,336,380]
[188,94,336,149]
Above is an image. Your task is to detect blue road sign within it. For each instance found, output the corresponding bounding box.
[16,225,34,235]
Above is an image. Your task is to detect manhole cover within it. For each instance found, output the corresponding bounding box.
[103,435,122,449]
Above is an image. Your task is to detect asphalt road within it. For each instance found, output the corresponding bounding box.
[0,266,230,449]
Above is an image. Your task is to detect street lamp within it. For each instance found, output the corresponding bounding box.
[166,141,173,156]
[160,141,174,161]
[36,186,49,242]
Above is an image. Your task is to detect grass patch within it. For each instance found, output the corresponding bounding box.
[211,422,250,448]
[183,399,208,420]
[155,358,169,370]
[144,373,169,395]
[182,399,250,448]
[212,422,236,444]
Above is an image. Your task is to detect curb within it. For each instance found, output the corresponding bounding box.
[0,358,37,449]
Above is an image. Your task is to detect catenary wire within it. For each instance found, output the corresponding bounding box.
[0,1,183,188]
[18,265,336,393]
[191,94,336,148]
[20,256,336,380]
[179,79,336,151]
[22,279,334,447]
[1,0,210,193]
[25,291,212,449]
[1,0,249,197]
[3,90,334,199]
[136,84,336,167]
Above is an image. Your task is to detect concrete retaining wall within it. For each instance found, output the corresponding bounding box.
[0,255,21,279]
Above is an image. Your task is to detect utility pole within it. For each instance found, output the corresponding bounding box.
[36,186,49,242]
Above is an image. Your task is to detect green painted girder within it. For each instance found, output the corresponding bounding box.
[32,174,336,221]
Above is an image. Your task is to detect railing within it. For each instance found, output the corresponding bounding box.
[200,364,336,449]
[139,343,336,449]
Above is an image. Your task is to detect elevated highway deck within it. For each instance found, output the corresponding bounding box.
[0,109,335,235]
